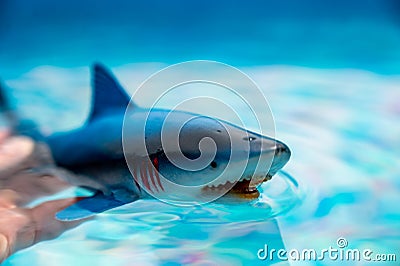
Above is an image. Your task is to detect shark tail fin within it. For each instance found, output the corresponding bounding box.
[0,80,43,139]
[89,63,136,122]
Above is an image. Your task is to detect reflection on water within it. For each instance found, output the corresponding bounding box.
[3,171,300,265]
[2,65,400,265]
[106,170,302,224]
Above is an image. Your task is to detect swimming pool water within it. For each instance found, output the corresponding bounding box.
[3,64,399,265]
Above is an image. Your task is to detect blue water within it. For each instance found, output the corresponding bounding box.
[1,0,400,77]
[5,171,300,265]
[2,63,399,265]
[1,1,400,265]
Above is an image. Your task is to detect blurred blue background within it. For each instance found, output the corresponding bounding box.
[1,0,400,77]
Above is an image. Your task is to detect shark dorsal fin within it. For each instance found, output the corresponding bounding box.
[89,63,133,122]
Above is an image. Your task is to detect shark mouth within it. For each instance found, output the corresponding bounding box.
[202,174,273,199]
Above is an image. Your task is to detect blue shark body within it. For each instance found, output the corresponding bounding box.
[2,64,291,220]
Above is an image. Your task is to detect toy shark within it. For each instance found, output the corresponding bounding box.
[1,64,291,220]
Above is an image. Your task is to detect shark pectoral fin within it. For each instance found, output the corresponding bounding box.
[55,192,137,221]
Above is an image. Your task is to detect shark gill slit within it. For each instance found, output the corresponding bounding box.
[155,167,164,191]
[131,162,141,192]
[148,161,160,193]
[140,161,152,192]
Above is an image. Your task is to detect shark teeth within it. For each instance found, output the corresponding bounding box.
[202,174,272,195]
[203,181,234,191]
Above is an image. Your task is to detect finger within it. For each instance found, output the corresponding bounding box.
[0,198,86,257]
[0,130,10,144]
[0,136,34,173]
[31,197,90,242]
[0,233,10,263]
[0,208,32,258]
[0,189,21,208]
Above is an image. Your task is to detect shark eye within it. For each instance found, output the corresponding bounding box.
[243,136,257,141]
[210,161,217,168]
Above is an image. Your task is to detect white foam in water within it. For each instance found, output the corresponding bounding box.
[3,65,400,265]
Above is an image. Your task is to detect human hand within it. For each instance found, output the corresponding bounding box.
[0,190,84,263]
[0,130,71,205]
[0,130,87,262]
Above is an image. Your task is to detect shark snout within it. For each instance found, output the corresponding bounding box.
[246,136,291,176]
[270,140,291,175]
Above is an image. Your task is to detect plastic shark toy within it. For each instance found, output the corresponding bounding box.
[1,64,291,220]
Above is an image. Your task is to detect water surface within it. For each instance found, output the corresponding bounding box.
[3,64,399,265]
